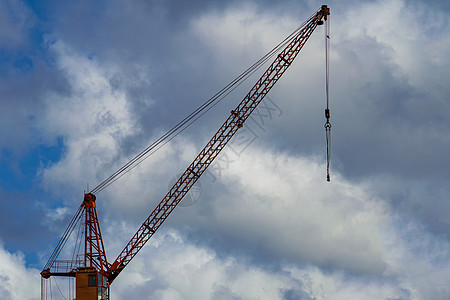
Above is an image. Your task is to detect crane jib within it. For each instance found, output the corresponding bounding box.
[40,6,331,296]
[106,5,330,284]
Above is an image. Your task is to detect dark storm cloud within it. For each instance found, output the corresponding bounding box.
[331,35,450,181]
[406,0,450,12]
[320,0,450,242]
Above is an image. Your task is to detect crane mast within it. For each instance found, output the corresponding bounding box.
[41,5,330,299]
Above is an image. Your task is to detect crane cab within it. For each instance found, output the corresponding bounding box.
[76,267,109,300]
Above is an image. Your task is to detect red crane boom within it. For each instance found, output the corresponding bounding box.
[41,5,330,299]
[106,5,330,283]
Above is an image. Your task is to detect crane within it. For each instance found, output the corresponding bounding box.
[40,5,330,300]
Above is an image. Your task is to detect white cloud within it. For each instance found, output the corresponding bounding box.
[193,3,297,64]
[38,40,141,200]
[340,0,450,95]
[100,135,200,219]
[78,139,445,299]
[382,218,450,299]
[0,242,40,300]
[111,230,306,300]
[194,148,388,274]
[107,221,450,299]
[210,147,450,299]
[99,141,450,299]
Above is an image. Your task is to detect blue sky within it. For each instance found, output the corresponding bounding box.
[1,0,450,299]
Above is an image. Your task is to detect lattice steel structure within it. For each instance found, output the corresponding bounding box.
[41,5,330,299]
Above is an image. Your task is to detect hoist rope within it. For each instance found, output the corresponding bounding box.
[41,277,45,300]
[90,13,316,195]
[49,278,52,300]
[53,277,67,300]
[324,16,332,182]
[71,210,84,268]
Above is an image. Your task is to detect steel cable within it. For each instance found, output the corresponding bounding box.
[43,205,83,271]
[324,16,332,181]
[90,13,316,195]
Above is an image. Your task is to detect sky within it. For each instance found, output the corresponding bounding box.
[0,0,449,299]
